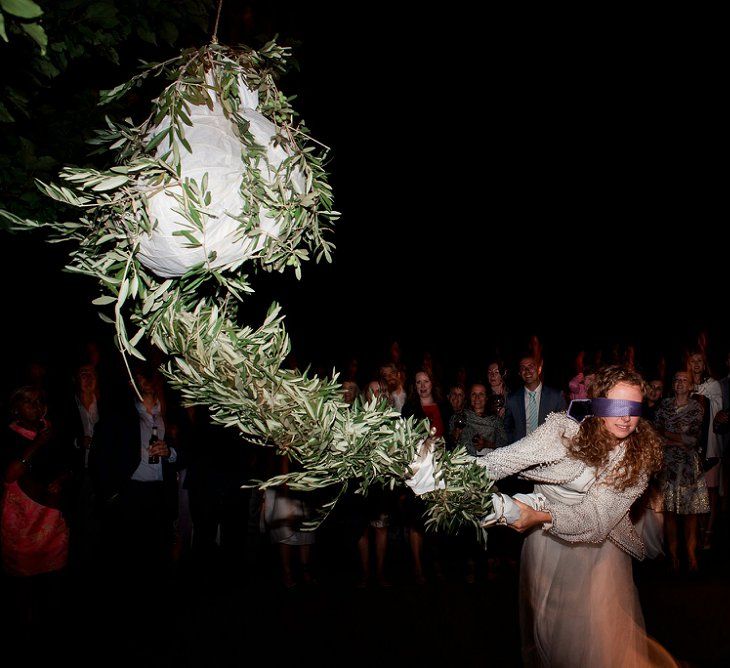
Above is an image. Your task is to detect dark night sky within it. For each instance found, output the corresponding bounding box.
[1,4,726,388]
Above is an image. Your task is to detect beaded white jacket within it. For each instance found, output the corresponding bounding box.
[475,412,648,560]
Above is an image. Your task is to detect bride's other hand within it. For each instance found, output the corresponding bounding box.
[510,498,552,533]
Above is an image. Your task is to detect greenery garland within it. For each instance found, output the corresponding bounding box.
[1,38,494,542]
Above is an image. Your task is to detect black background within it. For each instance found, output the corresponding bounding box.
[1,3,726,389]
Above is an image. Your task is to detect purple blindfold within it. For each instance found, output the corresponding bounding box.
[567,398,643,423]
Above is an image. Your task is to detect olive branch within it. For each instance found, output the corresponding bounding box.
[1,38,493,541]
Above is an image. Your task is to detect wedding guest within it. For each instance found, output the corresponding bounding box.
[688,350,722,549]
[504,355,566,444]
[401,370,448,584]
[450,383,507,456]
[2,386,73,630]
[655,371,709,572]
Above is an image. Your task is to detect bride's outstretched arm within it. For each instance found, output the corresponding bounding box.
[473,413,575,480]
[407,412,574,496]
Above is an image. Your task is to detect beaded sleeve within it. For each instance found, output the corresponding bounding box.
[473,412,578,481]
[544,471,648,544]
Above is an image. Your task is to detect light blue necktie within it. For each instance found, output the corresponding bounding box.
[527,390,538,434]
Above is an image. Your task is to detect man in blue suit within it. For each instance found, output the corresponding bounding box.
[504,355,566,444]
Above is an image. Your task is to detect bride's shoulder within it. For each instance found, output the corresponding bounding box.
[544,411,580,438]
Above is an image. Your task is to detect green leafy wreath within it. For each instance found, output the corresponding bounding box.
[2,38,494,541]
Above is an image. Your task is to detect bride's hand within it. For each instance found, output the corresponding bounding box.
[509,499,552,533]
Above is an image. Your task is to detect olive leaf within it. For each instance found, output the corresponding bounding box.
[0,0,43,20]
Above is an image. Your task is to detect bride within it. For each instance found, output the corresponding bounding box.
[410,365,672,667]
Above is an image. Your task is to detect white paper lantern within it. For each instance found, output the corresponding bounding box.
[137,78,305,278]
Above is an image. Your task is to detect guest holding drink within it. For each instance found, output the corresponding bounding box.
[451,383,507,456]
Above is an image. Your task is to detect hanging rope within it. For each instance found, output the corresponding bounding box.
[211,0,224,44]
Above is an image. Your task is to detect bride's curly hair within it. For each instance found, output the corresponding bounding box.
[566,365,663,491]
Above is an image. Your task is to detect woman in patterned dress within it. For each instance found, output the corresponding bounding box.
[654,370,709,572]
